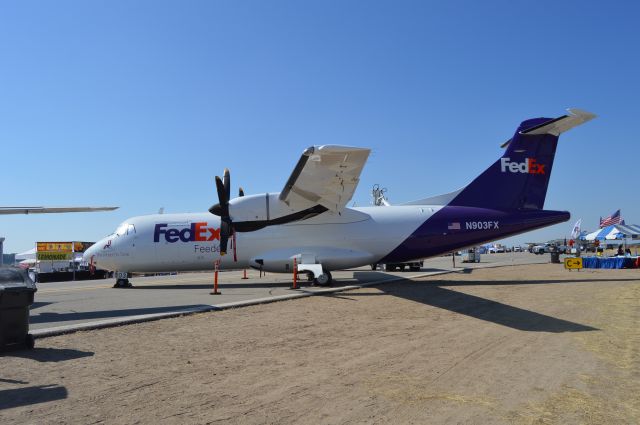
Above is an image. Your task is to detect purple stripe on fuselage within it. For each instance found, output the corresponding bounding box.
[380,206,570,263]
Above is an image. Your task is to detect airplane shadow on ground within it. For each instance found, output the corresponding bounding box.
[131,281,294,290]
[30,305,211,325]
[1,347,94,363]
[30,301,53,310]
[350,271,599,333]
[0,385,68,410]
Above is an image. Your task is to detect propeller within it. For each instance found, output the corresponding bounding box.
[209,169,233,255]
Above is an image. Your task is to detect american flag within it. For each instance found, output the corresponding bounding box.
[447,222,461,230]
[599,209,623,227]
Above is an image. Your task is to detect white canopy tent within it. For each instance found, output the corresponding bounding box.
[581,224,640,243]
[15,248,36,261]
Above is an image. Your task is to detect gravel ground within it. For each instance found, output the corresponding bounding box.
[1,263,638,424]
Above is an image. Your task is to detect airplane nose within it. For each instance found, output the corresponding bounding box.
[83,244,96,263]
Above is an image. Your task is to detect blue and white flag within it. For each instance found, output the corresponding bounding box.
[570,218,582,239]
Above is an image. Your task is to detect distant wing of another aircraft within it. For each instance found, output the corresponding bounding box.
[0,206,119,215]
[279,145,371,213]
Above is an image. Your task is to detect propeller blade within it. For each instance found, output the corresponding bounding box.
[219,218,231,255]
[214,176,229,217]
[223,168,231,203]
[239,187,244,197]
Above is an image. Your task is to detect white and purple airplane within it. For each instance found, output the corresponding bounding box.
[85,109,595,288]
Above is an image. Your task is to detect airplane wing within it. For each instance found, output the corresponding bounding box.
[0,206,119,215]
[279,145,371,213]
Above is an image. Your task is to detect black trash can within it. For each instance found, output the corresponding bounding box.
[0,268,37,350]
[550,250,561,264]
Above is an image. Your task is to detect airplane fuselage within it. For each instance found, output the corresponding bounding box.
[86,205,568,274]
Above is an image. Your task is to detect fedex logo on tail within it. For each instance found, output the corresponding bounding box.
[154,223,220,243]
[500,157,545,174]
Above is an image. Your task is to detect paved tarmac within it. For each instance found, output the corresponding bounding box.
[30,252,548,335]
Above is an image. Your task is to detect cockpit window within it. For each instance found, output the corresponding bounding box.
[112,223,136,237]
[114,223,129,237]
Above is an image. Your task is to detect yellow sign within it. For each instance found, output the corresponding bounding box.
[564,257,583,270]
[37,252,73,261]
[37,242,73,253]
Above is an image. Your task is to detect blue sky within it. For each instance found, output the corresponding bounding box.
[1,1,639,253]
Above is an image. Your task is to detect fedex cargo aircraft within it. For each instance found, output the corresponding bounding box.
[84,109,595,288]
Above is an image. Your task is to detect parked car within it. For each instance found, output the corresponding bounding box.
[532,245,546,255]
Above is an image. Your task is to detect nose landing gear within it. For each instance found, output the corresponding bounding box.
[114,272,133,288]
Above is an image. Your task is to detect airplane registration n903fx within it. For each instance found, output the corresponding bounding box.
[85,109,595,288]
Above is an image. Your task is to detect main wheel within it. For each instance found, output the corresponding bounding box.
[370,264,377,270]
[314,271,332,286]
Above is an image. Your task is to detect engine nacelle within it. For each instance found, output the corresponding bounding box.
[228,193,327,232]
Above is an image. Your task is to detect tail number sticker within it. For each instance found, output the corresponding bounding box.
[466,221,499,230]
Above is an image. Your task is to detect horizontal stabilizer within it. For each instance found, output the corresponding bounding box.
[521,108,596,136]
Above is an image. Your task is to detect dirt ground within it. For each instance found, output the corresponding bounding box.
[1,264,639,424]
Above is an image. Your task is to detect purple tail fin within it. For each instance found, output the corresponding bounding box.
[449,110,595,210]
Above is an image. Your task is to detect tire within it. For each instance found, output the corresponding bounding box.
[114,279,131,288]
[370,264,377,270]
[314,271,332,286]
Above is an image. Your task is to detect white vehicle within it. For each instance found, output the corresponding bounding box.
[532,244,547,255]
[461,248,481,263]
[84,110,595,288]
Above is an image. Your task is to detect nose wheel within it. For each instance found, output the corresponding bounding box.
[114,278,132,288]
[114,272,133,288]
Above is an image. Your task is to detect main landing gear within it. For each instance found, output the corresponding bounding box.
[313,271,332,286]
[298,263,333,287]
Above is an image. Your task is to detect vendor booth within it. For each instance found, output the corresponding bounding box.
[579,224,640,268]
